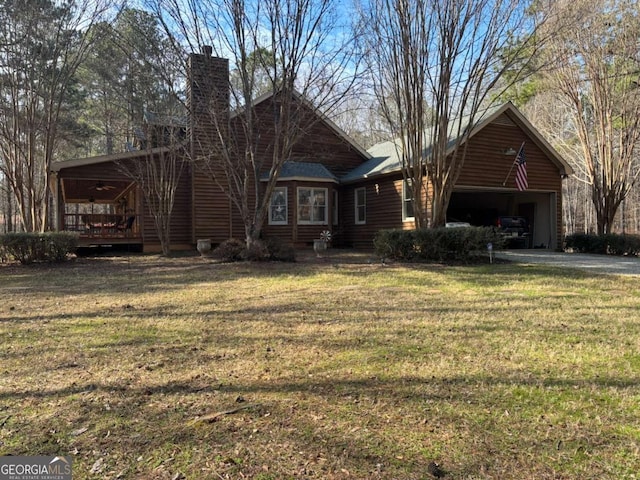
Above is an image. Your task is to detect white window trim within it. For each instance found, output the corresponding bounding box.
[297,187,328,225]
[269,187,288,225]
[402,179,415,222]
[355,187,366,225]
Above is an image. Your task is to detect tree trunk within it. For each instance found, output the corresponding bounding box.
[5,186,13,233]
[430,181,453,228]
[152,211,173,256]
[595,193,623,235]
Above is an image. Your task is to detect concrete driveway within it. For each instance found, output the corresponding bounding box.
[495,250,640,276]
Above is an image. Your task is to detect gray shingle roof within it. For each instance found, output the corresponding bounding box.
[261,161,338,182]
[340,141,403,183]
[341,104,505,183]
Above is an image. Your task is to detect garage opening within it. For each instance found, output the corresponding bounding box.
[447,190,556,249]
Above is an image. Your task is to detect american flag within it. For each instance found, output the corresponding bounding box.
[514,143,527,191]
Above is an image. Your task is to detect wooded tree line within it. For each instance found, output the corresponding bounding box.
[1,0,638,240]
[0,1,184,234]
[511,0,640,235]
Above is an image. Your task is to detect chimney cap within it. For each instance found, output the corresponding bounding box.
[202,45,213,56]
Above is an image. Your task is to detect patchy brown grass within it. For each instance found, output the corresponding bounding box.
[1,250,639,479]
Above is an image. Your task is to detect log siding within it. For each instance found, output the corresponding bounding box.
[55,57,569,254]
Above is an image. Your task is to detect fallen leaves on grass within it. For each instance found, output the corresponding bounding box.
[188,403,262,425]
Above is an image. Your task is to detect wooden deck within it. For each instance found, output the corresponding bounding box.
[64,213,143,247]
[77,235,143,247]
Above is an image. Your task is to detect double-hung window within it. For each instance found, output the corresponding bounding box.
[355,187,366,224]
[269,187,288,225]
[402,179,415,221]
[297,187,327,224]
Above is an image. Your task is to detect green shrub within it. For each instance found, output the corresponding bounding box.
[44,232,79,261]
[373,229,416,261]
[622,235,640,255]
[564,233,640,256]
[374,227,501,262]
[413,228,447,260]
[564,233,606,254]
[0,232,78,264]
[0,233,35,264]
[604,234,626,255]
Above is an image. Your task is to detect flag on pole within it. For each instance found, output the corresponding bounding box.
[514,143,527,191]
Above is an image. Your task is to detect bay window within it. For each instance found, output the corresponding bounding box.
[297,187,327,225]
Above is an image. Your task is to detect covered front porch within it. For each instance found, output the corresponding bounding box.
[53,146,197,253]
[53,162,144,248]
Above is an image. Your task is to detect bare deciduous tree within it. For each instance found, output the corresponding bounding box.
[152,0,362,247]
[0,0,115,232]
[0,173,14,233]
[362,0,547,227]
[542,0,640,235]
[518,91,595,234]
[117,119,186,256]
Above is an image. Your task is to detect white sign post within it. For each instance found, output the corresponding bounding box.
[487,242,493,264]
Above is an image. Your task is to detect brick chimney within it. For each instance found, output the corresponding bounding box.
[187,46,229,162]
[186,46,231,242]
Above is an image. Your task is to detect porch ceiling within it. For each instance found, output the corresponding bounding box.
[61,178,135,203]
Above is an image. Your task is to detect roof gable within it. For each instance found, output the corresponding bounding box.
[235,89,371,161]
[342,102,573,183]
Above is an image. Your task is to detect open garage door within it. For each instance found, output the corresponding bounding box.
[447,190,557,249]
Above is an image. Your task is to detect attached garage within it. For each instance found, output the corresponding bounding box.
[448,189,558,249]
[449,103,572,250]
[343,102,573,249]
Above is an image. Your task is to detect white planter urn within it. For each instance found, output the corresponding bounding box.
[197,238,212,256]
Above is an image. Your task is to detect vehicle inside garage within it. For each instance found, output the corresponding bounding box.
[447,190,558,249]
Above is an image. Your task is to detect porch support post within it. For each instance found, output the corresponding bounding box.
[50,172,62,231]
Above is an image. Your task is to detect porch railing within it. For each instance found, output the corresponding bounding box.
[63,213,138,238]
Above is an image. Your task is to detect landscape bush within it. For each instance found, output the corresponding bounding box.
[372,229,416,261]
[263,236,296,262]
[242,239,271,261]
[374,226,502,262]
[564,232,640,256]
[212,236,296,262]
[211,238,246,262]
[0,232,79,264]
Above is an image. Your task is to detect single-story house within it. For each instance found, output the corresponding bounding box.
[51,48,572,252]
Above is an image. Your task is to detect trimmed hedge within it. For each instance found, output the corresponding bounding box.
[0,232,79,264]
[564,233,640,256]
[373,227,503,262]
[372,229,416,261]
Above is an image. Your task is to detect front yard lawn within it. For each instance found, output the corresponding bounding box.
[1,252,639,479]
